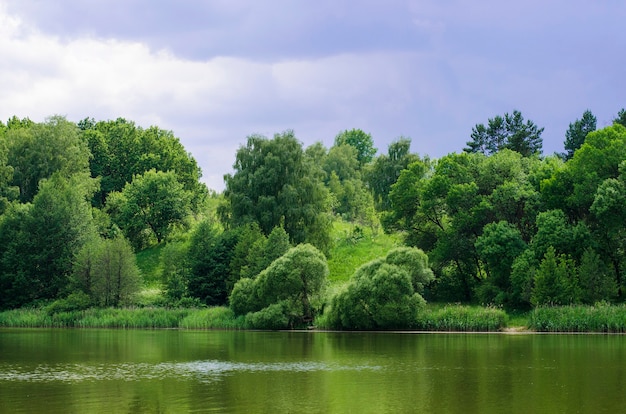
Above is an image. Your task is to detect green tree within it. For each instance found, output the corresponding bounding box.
[222,131,332,253]
[366,137,418,211]
[83,118,204,207]
[0,173,96,308]
[543,124,626,221]
[614,108,626,127]
[187,224,241,306]
[475,221,527,305]
[323,247,433,330]
[464,110,543,157]
[577,248,617,304]
[230,244,329,328]
[160,241,192,304]
[563,110,596,160]
[334,129,377,165]
[72,236,141,307]
[589,169,626,293]
[107,169,192,249]
[5,116,91,202]
[531,247,580,306]
[0,130,18,213]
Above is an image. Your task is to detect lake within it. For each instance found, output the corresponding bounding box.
[1,329,625,413]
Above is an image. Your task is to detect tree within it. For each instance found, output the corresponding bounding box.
[107,169,192,249]
[563,110,596,160]
[230,244,329,328]
[614,108,626,127]
[334,129,377,165]
[464,110,543,157]
[366,137,418,211]
[544,124,626,221]
[160,241,192,304]
[0,131,18,213]
[82,118,205,207]
[72,236,141,307]
[0,173,96,308]
[222,131,332,253]
[589,169,626,294]
[187,222,240,306]
[531,247,580,306]
[577,248,617,304]
[475,221,527,305]
[5,116,91,202]
[323,247,433,330]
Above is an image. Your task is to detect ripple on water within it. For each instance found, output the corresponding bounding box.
[0,360,382,384]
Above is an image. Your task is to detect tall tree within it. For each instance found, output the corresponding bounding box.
[222,131,332,253]
[0,173,96,308]
[563,110,596,160]
[82,118,204,207]
[0,129,18,213]
[5,116,91,202]
[72,236,141,307]
[107,169,192,249]
[366,137,418,211]
[614,108,626,127]
[464,110,543,157]
[334,129,377,165]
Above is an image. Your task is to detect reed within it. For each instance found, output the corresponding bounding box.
[529,304,626,333]
[415,305,508,332]
[180,307,246,329]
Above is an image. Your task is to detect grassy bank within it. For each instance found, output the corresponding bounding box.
[529,304,626,333]
[0,304,507,331]
[4,304,626,332]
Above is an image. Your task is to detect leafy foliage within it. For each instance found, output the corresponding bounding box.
[464,110,543,157]
[323,247,433,329]
[5,116,91,202]
[222,131,332,253]
[230,244,329,328]
[107,169,192,249]
[72,236,141,307]
[563,110,596,160]
[334,128,377,165]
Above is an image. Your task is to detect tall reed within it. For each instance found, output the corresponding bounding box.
[529,304,626,332]
[180,307,246,329]
[415,305,508,332]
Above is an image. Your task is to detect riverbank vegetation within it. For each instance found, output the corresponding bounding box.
[1,110,625,332]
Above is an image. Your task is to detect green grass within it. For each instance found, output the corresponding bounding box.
[327,221,401,284]
[529,304,626,333]
[135,244,165,284]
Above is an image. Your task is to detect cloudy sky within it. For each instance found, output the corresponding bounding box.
[1,1,624,190]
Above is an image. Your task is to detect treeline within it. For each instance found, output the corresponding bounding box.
[0,109,625,330]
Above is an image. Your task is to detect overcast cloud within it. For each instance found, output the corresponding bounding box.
[1,1,624,190]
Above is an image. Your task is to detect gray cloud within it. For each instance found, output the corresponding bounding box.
[0,0,625,191]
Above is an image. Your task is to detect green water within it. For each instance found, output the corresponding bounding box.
[1,329,625,413]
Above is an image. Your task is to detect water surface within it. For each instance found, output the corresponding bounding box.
[1,329,624,413]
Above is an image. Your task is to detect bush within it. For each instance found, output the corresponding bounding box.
[229,244,328,328]
[245,302,290,330]
[46,292,92,315]
[323,247,433,330]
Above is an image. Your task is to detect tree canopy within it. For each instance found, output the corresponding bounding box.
[464,110,543,157]
[222,131,332,253]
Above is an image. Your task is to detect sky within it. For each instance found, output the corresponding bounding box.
[1,1,624,191]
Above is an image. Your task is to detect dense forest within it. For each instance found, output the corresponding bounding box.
[0,109,625,330]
